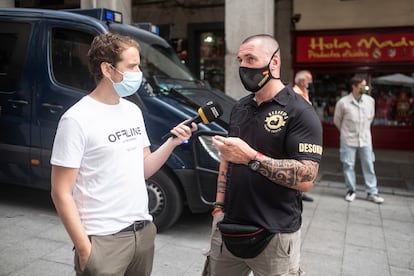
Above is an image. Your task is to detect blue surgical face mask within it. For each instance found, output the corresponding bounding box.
[110,65,143,97]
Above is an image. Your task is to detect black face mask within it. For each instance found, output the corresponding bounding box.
[307,83,315,94]
[239,48,280,93]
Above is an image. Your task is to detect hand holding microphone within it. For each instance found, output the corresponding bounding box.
[162,101,223,140]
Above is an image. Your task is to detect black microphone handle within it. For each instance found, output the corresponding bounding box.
[161,115,201,140]
[185,116,202,126]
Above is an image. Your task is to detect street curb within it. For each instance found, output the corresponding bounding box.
[316,179,414,198]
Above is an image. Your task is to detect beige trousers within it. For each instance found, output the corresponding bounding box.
[203,215,303,276]
[74,222,157,276]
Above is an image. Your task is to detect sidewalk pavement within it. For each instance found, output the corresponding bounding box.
[0,148,413,276]
[154,182,414,276]
[300,185,414,276]
[318,147,414,197]
[296,148,414,276]
[153,148,414,276]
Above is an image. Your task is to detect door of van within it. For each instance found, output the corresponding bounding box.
[0,19,35,187]
[33,20,100,189]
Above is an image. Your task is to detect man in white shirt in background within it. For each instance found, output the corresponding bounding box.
[333,75,384,204]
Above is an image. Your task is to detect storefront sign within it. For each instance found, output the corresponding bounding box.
[296,32,414,63]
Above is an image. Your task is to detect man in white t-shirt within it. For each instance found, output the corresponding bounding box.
[50,33,196,276]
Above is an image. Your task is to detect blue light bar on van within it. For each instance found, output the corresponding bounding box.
[66,8,123,24]
[104,9,122,23]
[105,10,114,21]
[134,22,159,35]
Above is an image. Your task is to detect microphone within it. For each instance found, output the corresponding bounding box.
[162,100,223,140]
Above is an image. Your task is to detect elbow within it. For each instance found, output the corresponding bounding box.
[143,169,154,180]
[300,182,314,192]
[297,161,319,192]
[50,185,57,202]
[50,183,68,207]
[50,188,61,206]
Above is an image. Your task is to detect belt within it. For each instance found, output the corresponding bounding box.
[119,220,150,233]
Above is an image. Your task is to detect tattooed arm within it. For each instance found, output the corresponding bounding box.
[258,158,318,192]
[212,135,319,192]
[216,160,228,203]
[211,160,228,216]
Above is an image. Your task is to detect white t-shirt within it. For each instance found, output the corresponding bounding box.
[51,96,152,235]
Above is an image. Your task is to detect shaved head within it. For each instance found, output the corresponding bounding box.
[241,34,279,59]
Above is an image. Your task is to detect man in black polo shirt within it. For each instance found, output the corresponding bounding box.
[203,34,322,275]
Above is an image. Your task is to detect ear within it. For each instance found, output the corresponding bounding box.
[101,62,112,78]
[269,54,279,70]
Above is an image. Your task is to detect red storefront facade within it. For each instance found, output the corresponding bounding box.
[293,27,414,150]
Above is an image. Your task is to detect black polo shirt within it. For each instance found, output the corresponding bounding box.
[223,86,323,233]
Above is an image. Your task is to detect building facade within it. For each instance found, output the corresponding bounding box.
[6,0,414,150]
[293,0,414,150]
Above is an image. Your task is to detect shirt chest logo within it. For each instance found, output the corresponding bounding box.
[108,127,142,143]
[264,110,288,133]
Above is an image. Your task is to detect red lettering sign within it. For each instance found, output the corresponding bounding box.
[296,32,414,63]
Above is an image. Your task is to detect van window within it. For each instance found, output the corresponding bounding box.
[140,42,194,81]
[0,22,31,93]
[51,28,95,92]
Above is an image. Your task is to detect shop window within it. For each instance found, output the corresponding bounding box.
[313,73,414,127]
[199,31,225,92]
[371,73,414,126]
[187,23,225,92]
[312,73,354,123]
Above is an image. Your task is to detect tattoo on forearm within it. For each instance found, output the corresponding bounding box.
[217,180,226,194]
[217,170,227,194]
[258,158,318,188]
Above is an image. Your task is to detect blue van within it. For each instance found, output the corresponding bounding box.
[0,8,235,231]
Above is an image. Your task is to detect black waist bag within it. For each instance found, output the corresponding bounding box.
[217,222,275,259]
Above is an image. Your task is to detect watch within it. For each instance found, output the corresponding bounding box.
[248,159,261,171]
[248,152,264,171]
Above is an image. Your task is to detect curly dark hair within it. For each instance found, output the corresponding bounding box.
[87,33,140,83]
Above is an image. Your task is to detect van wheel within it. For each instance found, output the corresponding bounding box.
[146,169,183,232]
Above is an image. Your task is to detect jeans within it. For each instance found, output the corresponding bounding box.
[339,142,378,195]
